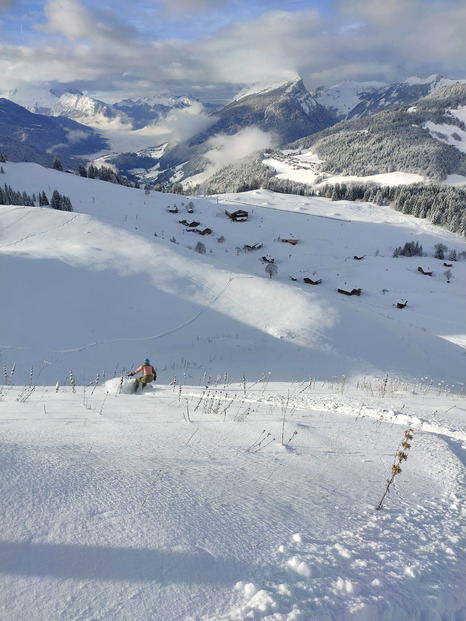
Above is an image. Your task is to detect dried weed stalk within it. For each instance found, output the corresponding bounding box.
[376,428,413,510]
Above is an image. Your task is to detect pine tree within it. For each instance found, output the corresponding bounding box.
[53,157,63,171]
[433,243,448,259]
[51,190,62,210]
[195,241,206,255]
[61,195,73,212]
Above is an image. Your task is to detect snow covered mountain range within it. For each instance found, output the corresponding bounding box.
[312,74,466,120]
[4,74,458,130]
[1,74,466,190]
[3,84,199,130]
[0,97,108,166]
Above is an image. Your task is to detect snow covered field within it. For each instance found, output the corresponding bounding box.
[0,162,465,619]
[1,379,465,620]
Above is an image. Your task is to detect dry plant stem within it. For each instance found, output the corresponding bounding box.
[376,428,413,510]
[18,362,50,402]
[280,392,294,444]
[3,363,16,386]
[248,375,265,389]
[251,434,275,453]
[221,399,234,421]
[99,392,109,415]
[247,429,268,452]
[184,398,191,422]
[194,390,206,411]
[70,369,76,393]
[259,464,281,493]
[262,372,272,395]
[185,428,199,445]
[286,431,298,445]
[90,373,100,396]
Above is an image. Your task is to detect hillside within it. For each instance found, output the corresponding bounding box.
[312,74,466,121]
[104,78,335,187]
[1,161,465,388]
[1,163,466,620]
[286,84,466,183]
[168,83,466,196]
[0,98,108,162]
[1,163,465,620]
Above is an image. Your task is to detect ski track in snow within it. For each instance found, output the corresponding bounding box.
[0,209,79,249]
[52,275,247,353]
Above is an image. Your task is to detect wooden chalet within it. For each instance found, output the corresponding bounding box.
[338,287,362,296]
[225,209,248,222]
[243,242,263,252]
[179,220,200,227]
[196,226,212,235]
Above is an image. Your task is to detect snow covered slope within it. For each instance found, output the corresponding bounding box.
[0,379,464,620]
[1,162,465,388]
[313,74,466,120]
[0,163,465,620]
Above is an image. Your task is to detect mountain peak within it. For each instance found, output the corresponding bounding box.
[1,84,62,114]
[228,77,320,119]
[233,76,302,102]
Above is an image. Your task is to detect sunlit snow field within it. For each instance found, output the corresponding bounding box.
[0,162,465,619]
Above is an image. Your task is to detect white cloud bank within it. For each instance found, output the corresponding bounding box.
[203,127,275,177]
[0,0,465,98]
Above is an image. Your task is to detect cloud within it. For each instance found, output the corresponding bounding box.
[64,128,90,144]
[328,0,466,80]
[37,0,138,43]
[77,100,216,153]
[193,10,323,84]
[156,0,229,16]
[203,126,275,176]
[1,0,465,99]
[157,101,216,143]
[45,127,91,153]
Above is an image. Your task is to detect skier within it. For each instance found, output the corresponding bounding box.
[128,358,157,391]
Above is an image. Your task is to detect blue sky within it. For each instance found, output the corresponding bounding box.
[0,0,464,102]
